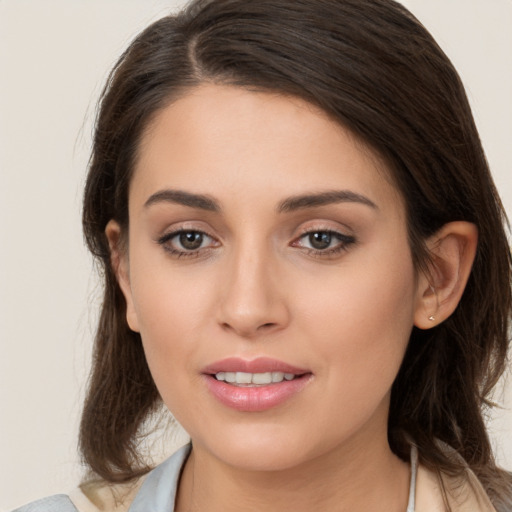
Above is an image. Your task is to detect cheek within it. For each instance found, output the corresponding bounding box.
[127,255,215,382]
[131,284,211,418]
[297,247,417,400]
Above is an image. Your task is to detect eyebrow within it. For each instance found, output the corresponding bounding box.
[277,190,378,213]
[144,189,220,212]
[143,188,377,214]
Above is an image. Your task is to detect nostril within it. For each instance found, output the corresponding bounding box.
[220,321,277,336]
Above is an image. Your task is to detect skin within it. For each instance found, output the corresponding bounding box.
[107,84,478,512]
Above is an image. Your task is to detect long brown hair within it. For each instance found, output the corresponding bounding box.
[80,0,512,507]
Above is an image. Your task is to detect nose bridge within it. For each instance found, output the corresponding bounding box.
[217,236,288,337]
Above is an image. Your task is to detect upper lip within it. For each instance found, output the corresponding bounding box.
[202,357,310,375]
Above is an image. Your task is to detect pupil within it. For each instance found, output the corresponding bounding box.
[310,232,331,250]
[179,232,203,250]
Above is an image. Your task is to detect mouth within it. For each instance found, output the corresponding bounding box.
[202,357,312,412]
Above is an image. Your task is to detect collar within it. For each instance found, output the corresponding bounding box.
[128,444,191,512]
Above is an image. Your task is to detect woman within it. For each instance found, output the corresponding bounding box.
[14,0,512,511]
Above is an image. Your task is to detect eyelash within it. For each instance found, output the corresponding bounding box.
[292,229,356,257]
[156,228,356,259]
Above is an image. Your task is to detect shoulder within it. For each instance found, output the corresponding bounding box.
[12,444,190,512]
[70,443,190,512]
[416,463,497,512]
[13,476,147,512]
[11,494,79,512]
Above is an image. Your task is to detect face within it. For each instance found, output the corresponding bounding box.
[114,84,424,472]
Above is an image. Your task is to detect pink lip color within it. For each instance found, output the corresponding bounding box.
[202,357,312,412]
[202,357,309,375]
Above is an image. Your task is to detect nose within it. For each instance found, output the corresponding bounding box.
[216,247,290,339]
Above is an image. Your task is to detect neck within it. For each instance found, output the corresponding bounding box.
[176,428,410,512]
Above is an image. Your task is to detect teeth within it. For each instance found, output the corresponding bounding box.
[271,371,284,383]
[251,372,272,384]
[215,371,297,385]
[236,372,253,384]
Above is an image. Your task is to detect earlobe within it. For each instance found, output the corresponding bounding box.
[105,220,140,332]
[414,221,478,330]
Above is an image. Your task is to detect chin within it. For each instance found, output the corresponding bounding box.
[215,442,311,472]
[190,422,331,473]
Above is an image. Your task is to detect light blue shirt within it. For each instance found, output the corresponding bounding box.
[128,444,191,511]
[12,445,190,512]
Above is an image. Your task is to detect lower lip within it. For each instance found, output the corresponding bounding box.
[204,375,311,412]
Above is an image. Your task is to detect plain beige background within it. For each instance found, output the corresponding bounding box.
[1,1,511,510]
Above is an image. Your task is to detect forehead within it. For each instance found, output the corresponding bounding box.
[132,84,402,213]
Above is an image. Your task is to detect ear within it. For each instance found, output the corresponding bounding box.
[105,220,140,332]
[414,221,478,329]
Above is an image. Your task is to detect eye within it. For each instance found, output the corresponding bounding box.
[292,229,355,256]
[178,231,206,250]
[306,232,335,250]
[157,229,218,257]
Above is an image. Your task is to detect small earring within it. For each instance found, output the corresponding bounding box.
[428,315,435,322]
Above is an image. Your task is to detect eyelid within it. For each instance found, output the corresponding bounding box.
[292,229,355,246]
[156,219,219,242]
[158,229,215,245]
[293,220,354,238]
